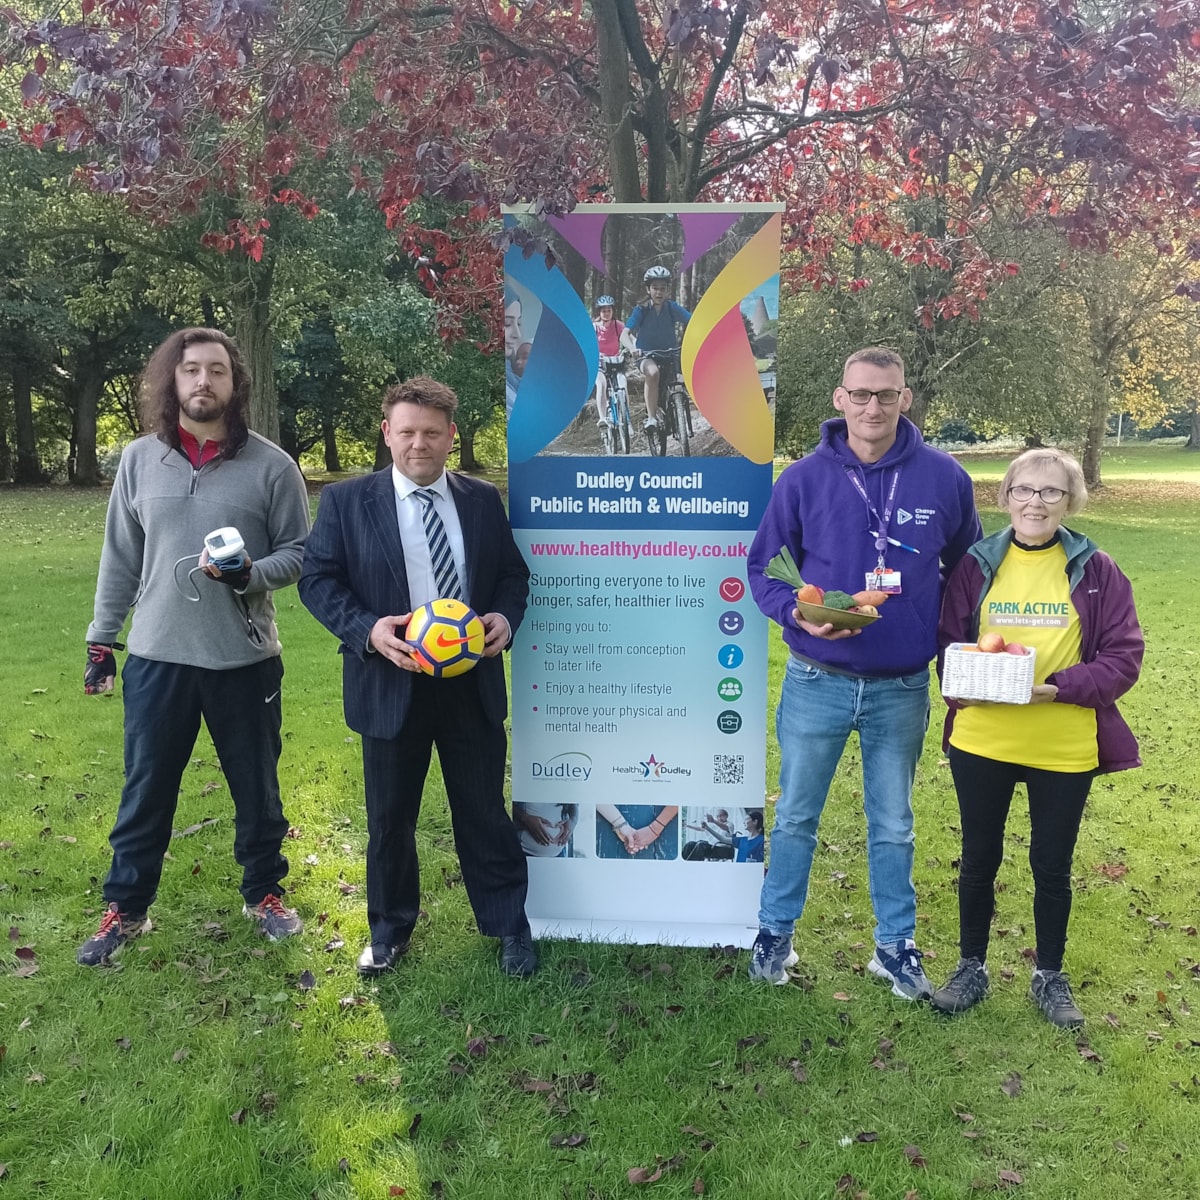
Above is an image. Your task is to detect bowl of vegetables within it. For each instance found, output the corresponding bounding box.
[766,548,886,630]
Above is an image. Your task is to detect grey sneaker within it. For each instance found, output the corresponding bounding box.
[77,903,151,966]
[931,956,990,1014]
[868,939,934,1001]
[243,893,303,941]
[748,929,799,985]
[1030,969,1084,1029]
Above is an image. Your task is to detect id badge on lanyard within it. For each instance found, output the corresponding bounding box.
[844,466,916,595]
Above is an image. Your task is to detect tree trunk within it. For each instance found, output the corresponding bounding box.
[71,335,105,486]
[0,423,11,482]
[12,359,42,484]
[1186,397,1199,450]
[458,426,478,472]
[322,418,342,473]
[595,0,642,202]
[613,0,669,201]
[1081,389,1109,488]
[232,254,280,445]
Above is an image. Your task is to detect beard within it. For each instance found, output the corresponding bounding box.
[179,391,230,424]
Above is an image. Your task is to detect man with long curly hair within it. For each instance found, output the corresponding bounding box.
[79,328,310,965]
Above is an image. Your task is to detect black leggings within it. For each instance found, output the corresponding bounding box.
[948,745,1094,973]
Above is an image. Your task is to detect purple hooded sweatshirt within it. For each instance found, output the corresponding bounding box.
[937,526,1143,773]
[748,416,981,678]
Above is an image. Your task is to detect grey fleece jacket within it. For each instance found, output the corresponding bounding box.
[87,432,310,669]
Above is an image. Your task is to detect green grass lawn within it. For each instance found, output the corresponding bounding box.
[2,445,1199,1199]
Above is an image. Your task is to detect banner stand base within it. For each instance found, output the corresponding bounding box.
[529,918,757,949]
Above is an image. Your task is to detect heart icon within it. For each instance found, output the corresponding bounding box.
[719,577,744,603]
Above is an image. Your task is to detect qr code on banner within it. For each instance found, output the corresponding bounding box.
[713,754,744,785]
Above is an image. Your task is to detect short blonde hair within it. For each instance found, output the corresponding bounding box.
[843,346,905,378]
[999,448,1087,516]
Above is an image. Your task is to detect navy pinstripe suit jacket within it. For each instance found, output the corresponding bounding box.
[298,468,530,739]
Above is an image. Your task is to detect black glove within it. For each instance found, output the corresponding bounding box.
[84,642,122,694]
[205,554,253,590]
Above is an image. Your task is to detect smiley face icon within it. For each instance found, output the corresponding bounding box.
[718,611,744,636]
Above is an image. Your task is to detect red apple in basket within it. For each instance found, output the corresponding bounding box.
[977,632,1006,653]
[1004,642,1029,655]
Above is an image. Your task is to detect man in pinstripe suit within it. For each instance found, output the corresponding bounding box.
[298,377,536,978]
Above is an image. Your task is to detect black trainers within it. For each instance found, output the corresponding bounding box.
[1030,969,1084,1029]
[77,903,151,966]
[243,893,303,940]
[931,956,990,1014]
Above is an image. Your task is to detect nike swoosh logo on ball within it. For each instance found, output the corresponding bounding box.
[435,632,471,649]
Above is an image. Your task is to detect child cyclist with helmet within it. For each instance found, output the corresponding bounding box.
[593,296,625,426]
[620,266,691,432]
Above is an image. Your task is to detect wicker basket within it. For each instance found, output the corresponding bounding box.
[941,643,1037,705]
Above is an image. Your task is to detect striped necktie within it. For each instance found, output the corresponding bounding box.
[414,488,464,602]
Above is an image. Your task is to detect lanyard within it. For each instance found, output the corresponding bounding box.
[842,467,919,567]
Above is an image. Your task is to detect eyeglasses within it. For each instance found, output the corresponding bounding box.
[1008,484,1066,503]
[842,388,903,406]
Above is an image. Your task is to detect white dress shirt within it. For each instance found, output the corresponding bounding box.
[391,467,469,609]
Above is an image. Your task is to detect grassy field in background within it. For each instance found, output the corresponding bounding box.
[1,442,1198,1199]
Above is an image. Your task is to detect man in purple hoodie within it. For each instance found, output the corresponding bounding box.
[746,347,981,997]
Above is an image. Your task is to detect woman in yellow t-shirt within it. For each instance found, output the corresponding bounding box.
[933,449,1143,1029]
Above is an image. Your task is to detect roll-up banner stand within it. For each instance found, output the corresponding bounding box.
[503,203,782,946]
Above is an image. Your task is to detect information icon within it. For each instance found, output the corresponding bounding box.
[717,644,744,670]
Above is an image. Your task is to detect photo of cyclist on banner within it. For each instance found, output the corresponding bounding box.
[591,295,633,456]
[621,265,693,457]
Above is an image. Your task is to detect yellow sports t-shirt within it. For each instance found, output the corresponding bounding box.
[950,542,1098,771]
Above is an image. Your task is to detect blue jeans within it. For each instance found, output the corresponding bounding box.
[759,657,930,945]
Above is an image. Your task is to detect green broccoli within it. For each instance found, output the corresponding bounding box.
[820,590,856,611]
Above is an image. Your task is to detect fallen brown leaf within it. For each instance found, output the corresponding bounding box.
[1000,1072,1022,1098]
[628,1166,663,1185]
[998,1168,1023,1186]
[549,1132,587,1148]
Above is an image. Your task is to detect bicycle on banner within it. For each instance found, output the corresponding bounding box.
[640,347,692,457]
[598,354,633,455]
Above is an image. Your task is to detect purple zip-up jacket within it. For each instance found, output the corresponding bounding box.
[937,526,1143,773]
[748,416,981,677]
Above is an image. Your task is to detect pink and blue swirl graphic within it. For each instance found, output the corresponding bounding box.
[505,243,597,463]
